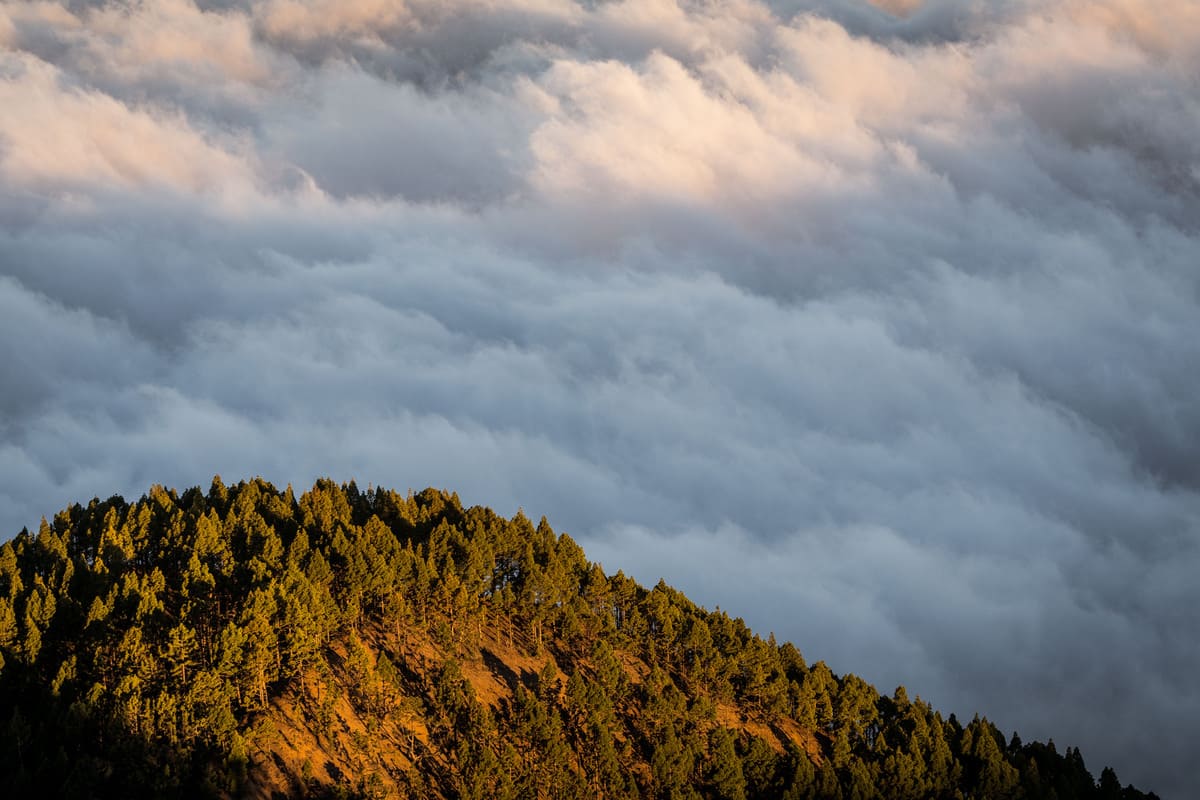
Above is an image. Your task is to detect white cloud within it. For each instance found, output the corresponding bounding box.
[0,53,257,196]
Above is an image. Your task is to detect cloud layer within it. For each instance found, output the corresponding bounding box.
[2,0,1198,794]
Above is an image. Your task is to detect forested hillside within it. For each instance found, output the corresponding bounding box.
[0,479,1159,799]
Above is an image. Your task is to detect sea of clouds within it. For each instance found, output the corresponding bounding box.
[2,0,1198,794]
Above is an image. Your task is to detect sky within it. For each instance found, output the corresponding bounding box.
[1,0,1198,794]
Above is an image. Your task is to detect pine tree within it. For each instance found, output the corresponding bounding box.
[707,728,747,800]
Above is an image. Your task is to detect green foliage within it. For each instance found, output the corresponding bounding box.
[0,480,1162,800]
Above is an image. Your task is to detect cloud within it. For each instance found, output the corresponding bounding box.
[0,53,258,196]
[866,0,922,17]
[1,1,1198,795]
[266,64,535,202]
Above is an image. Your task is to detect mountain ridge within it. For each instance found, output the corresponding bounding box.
[0,478,1160,799]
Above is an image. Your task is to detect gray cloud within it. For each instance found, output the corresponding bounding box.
[2,0,1198,795]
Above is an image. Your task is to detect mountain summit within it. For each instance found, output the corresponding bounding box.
[0,479,1159,799]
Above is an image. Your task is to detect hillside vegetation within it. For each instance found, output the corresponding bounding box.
[0,479,1159,799]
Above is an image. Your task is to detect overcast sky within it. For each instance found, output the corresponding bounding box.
[2,0,1198,794]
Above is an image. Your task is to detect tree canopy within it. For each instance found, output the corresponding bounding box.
[0,479,1161,799]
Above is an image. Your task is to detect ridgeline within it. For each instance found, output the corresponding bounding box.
[0,478,1159,799]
